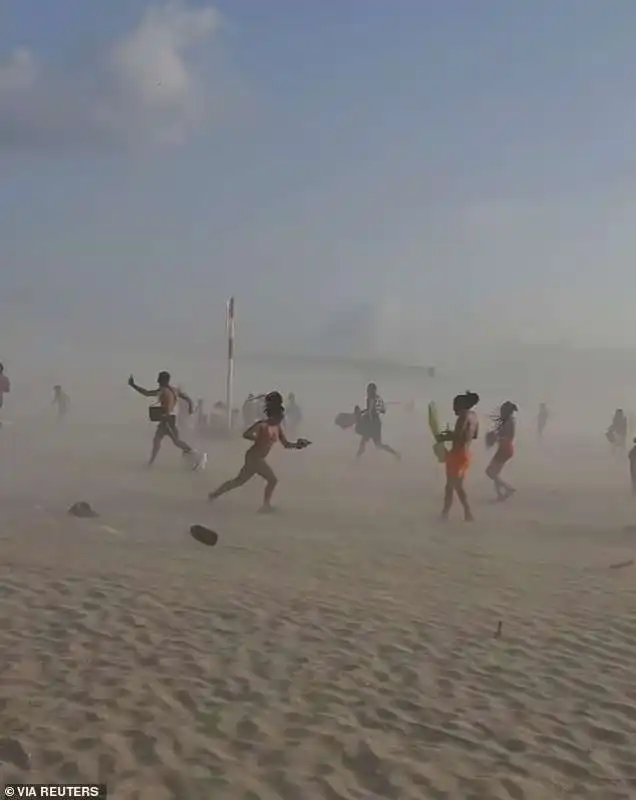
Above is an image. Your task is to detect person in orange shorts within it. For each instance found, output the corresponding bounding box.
[436,391,480,521]
[485,401,518,501]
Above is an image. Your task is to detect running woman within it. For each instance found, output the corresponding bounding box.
[486,401,518,501]
[208,391,310,512]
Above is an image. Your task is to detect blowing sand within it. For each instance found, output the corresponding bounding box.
[1,418,636,799]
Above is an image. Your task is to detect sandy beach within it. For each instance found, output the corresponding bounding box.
[1,416,636,799]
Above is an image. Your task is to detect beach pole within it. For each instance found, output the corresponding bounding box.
[225,296,235,431]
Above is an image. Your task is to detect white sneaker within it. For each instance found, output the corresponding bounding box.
[184,450,207,472]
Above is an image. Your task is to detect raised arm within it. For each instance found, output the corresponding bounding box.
[128,375,158,398]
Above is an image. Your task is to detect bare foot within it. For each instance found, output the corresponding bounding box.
[258,505,277,514]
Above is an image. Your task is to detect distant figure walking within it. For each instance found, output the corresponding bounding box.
[177,387,192,429]
[194,398,207,435]
[628,439,636,495]
[285,392,303,439]
[607,408,628,452]
[0,363,10,411]
[52,385,70,422]
[537,402,549,441]
[355,382,400,461]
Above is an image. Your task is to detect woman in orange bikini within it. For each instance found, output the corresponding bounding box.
[485,401,517,501]
[208,391,310,512]
[436,391,480,522]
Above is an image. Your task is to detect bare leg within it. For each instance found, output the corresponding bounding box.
[487,461,515,501]
[371,427,400,461]
[355,436,369,460]
[165,419,193,454]
[441,479,455,520]
[148,429,164,466]
[441,476,474,521]
[172,435,192,454]
[260,479,278,510]
[209,467,252,500]
[377,441,401,461]
[256,461,278,512]
[455,478,474,521]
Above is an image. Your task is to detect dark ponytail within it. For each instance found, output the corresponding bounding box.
[465,391,480,409]
[264,391,285,419]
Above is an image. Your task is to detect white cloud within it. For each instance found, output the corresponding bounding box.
[0,4,225,150]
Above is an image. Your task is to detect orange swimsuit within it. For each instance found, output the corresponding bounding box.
[445,447,472,479]
[445,410,477,479]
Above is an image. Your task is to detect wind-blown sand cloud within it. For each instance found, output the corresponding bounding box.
[0,4,225,150]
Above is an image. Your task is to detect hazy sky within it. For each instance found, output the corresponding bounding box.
[3,0,636,363]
